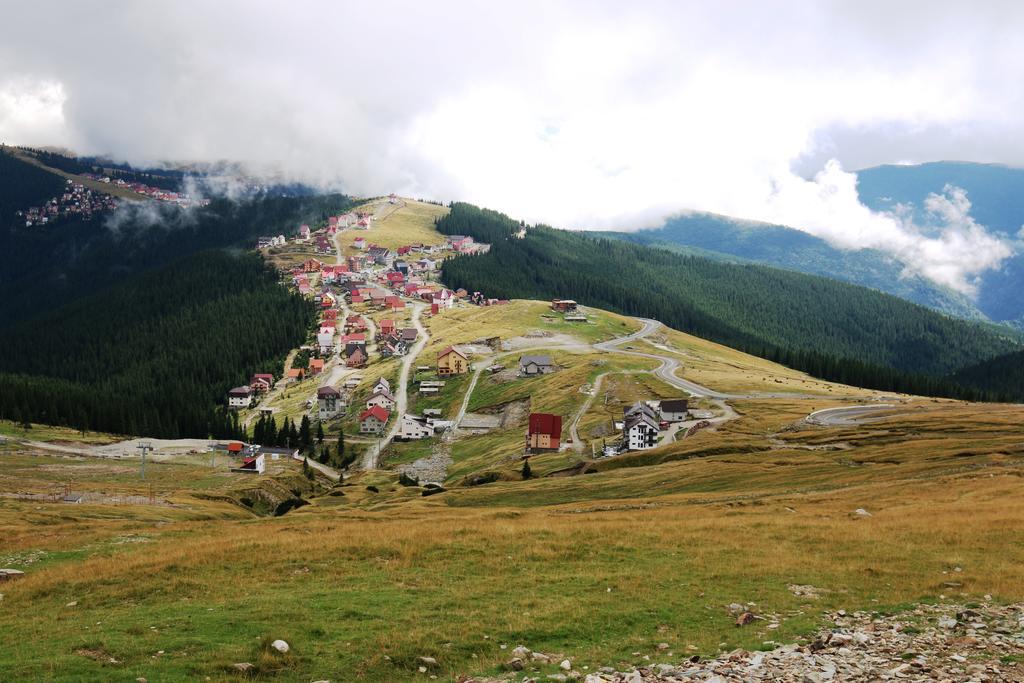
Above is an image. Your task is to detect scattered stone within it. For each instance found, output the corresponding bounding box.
[136,678,147,683]
[656,642,670,651]
[512,646,531,659]
[232,663,254,673]
[506,658,525,671]
[65,601,78,607]
[551,602,1024,682]
[853,508,871,517]
[560,659,572,670]
[0,569,25,581]
[417,656,438,667]
[270,639,289,653]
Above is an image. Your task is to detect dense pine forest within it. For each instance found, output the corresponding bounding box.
[0,251,313,438]
[951,349,1024,402]
[0,149,355,324]
[437,203,1022,400]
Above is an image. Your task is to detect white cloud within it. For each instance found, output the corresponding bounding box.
[0,1,1021,294]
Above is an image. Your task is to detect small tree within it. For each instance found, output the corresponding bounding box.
[316,422,324,444]
[318,445,330,464]
[521,458,532,480]
[302,455,311,477]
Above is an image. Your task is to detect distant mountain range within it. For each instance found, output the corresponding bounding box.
[606,162,1024,328]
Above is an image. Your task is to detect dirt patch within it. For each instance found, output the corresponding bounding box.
[503,333,584,350]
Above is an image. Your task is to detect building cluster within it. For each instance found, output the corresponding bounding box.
[15,179,119,226]
[82,173,209,207]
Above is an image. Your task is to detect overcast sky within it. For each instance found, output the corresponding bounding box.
[2,1,1022,293]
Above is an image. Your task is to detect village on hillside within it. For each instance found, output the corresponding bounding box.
[219,197,717,482]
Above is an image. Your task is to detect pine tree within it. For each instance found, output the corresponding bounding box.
[521,458,532,480]
[316,422,324,444]
[299,415,312,449]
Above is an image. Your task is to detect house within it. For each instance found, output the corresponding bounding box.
[623,403,659,451]
[345,314,367,333]
[315,236,332,253]
[373,377,391,394]
[346,345,367,368]
[359,406,390,434]
[398,414,432,440]
[447,234,474,251]
[353,237,367,249]
[233,454,266,474]
[366,389,396,411]
[393,259,409,275]
[227,385,253,409]
[308,358,325,375]
[385,295,405,312]
[303,258,323,273]
[322,308,338,322]
[527,413,562,451]
[250,374,274,393]
[298,224,311,240]
[367,246,392,265]
[399,328,418,343]
[286,367,305,382]
[317,330,336,355]
[551,299,578,313]
[659,399,690,422]
[437,346,469,376]
[317,386,343,419]
[386,271,405,286]
[519,354,556,376]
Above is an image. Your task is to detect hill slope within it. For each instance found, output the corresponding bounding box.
[857,161,1024,325]
[602,212,986,320]
[0,251,313,438]
[437,203,1020,397]
[951,348,1024,402]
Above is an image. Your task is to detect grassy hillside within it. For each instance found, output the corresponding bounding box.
[0,145,68,228]
[1,395,1022,680]
[602,212,987,321]
[437,203,1020,397]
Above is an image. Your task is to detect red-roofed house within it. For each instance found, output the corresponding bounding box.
[250,374,274,393]
[303,258,323,273]
[385,296,405,312]
[308,358,325,375]
[379,319,396,336]
[527,413,562,451]
[359,406,390,434]
[437,346,468,376]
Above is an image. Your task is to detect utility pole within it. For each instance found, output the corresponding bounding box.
[137,442,152,480]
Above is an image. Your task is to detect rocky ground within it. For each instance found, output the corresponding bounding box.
[473,602,1024,682]
[398,441,453,483]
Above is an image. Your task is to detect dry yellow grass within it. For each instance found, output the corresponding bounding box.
[337,199,449,253]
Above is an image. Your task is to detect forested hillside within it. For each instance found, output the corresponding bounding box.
[438,203,1020,398]
[603,213,985,321]
[0,145,68,229]
[0,174,355,324]
[951,349,1024,402]
[0,251,312,438]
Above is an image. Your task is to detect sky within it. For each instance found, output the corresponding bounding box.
[2,1,1023,294]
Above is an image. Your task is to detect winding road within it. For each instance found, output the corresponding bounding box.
[361,301,430,469]
[805,404,900,426]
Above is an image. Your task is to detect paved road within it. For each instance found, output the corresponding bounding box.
[805,404,899,426]
[362,301,430,469]
[594,319,736,399]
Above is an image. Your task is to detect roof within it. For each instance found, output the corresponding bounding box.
[370,389,395,402]
[317,386,341,398]
[528,412,562,437]
[438,346,467,360]
[227,385,252,396]
[227,442,244,453]
[520,354,553,367]
[360,406,390,423]
[624,412,659,432]
[286,368,303,377]
[660,399,689,412]
[252,373,273,381]
[309,358,325,368]
[624,402,658,419]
